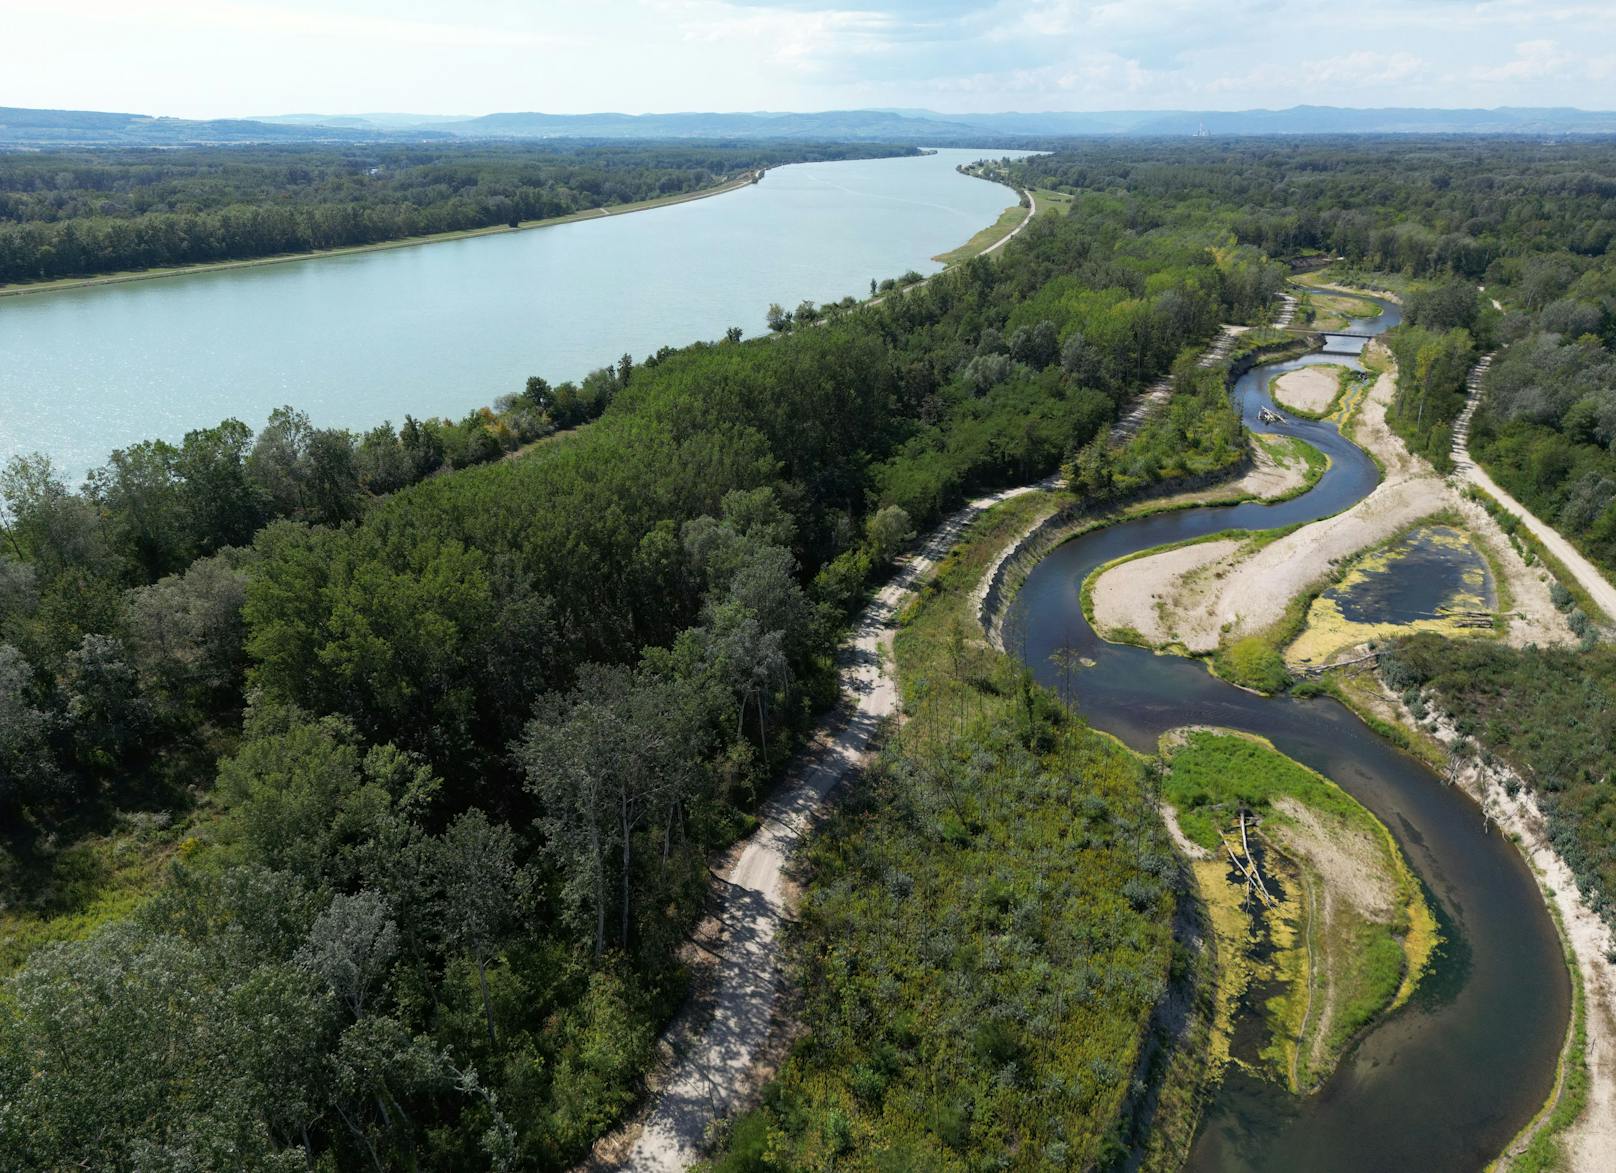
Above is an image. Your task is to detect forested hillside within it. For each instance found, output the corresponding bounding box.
[0,141,909,282]
[0,172,1281,1167]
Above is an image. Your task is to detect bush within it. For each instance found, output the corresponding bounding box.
[1215,636,1290,693]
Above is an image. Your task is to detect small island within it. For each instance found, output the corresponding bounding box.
[1161,729,1437,1093]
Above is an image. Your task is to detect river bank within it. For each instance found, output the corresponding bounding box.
[1317,650,1614,1172]
[1160,727,1437,1095]
[0,173,764,299]
[1088,343,1572,661]
[997,289,1568,1169]
[3,148,1027,480]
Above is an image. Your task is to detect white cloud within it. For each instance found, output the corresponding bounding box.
[5,0,1616,117]
[1207,51,1426,97]
[665,0,904,71]
[8,0,566,48]
[1474,39,1575,82]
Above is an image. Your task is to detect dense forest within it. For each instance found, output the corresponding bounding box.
[0,141,910,282]
[0,158,1281,1167]
[10,134,1616,1168]
[1015,140,1616,571]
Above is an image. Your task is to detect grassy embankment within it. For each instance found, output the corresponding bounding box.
[0,173,760,298]
[705,492,1181,1171]
[930,184,1071,268]
[1162,729,1437,1093]
[932,202,1028,265]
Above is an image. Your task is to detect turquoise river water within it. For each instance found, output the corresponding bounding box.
[0,148,1021,478]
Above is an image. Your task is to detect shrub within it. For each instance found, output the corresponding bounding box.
[1215,636,1290,693]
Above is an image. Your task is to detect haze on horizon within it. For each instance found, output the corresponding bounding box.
[6,0,1616,121]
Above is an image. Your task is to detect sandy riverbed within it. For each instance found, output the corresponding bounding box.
[1090,349,1571,656]
[1272,366,1343,415]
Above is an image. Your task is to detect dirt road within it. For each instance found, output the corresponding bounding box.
[1452,355,1616,625]
[615,482,1044,1171]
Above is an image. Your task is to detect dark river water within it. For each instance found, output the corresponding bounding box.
[1005,302,1570,1171]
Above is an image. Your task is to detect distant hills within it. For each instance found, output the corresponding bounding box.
[6,103,1616,147]
[0,106,447,145]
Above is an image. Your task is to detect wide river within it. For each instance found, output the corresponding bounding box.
[1008,301,1569,1170]
[0,148,1020,479]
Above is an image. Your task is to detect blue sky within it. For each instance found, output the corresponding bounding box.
[6,0,1616,116]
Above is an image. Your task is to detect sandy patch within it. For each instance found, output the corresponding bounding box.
[1088,359,1576,656]
[1160,802,1212,861]
[1272,366,1342,415]
[1267,794,1405,1076]
[1269,796,1394,921]
[1091,539,1242,645]
[1295,277,1403,305]
[1458,494,1570,646]
[1137,433,1315,514]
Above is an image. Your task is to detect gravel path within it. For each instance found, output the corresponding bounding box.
[615,482,1045,1171]
[1452,354,1616,625]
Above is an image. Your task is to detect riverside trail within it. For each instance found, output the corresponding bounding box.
[614,290,1571,1171]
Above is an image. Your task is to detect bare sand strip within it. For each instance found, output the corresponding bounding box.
[1090,356,1571,654]
[609,480,1047,1171]
[1091,539,1241,647]
[1271,366,1341,415]
[1459,450,1616,627]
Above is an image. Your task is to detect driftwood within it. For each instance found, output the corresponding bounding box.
[1299,649,1381,677]
[1240,812,1278,907]
[1224,812,1278,908]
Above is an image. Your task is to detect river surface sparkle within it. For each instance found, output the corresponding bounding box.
[1006,298,1568,1171]
[1,149,1021,479]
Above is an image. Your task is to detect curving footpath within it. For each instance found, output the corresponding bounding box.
[615,298,1245,1170]
[865,188,1037,309]
[616,480,1052,1171]
[1452,354,1616,625]
[979,188,1037,256]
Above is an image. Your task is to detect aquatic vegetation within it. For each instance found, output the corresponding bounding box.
[1288,524,1496,669]
[1162,730,1437,1093]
